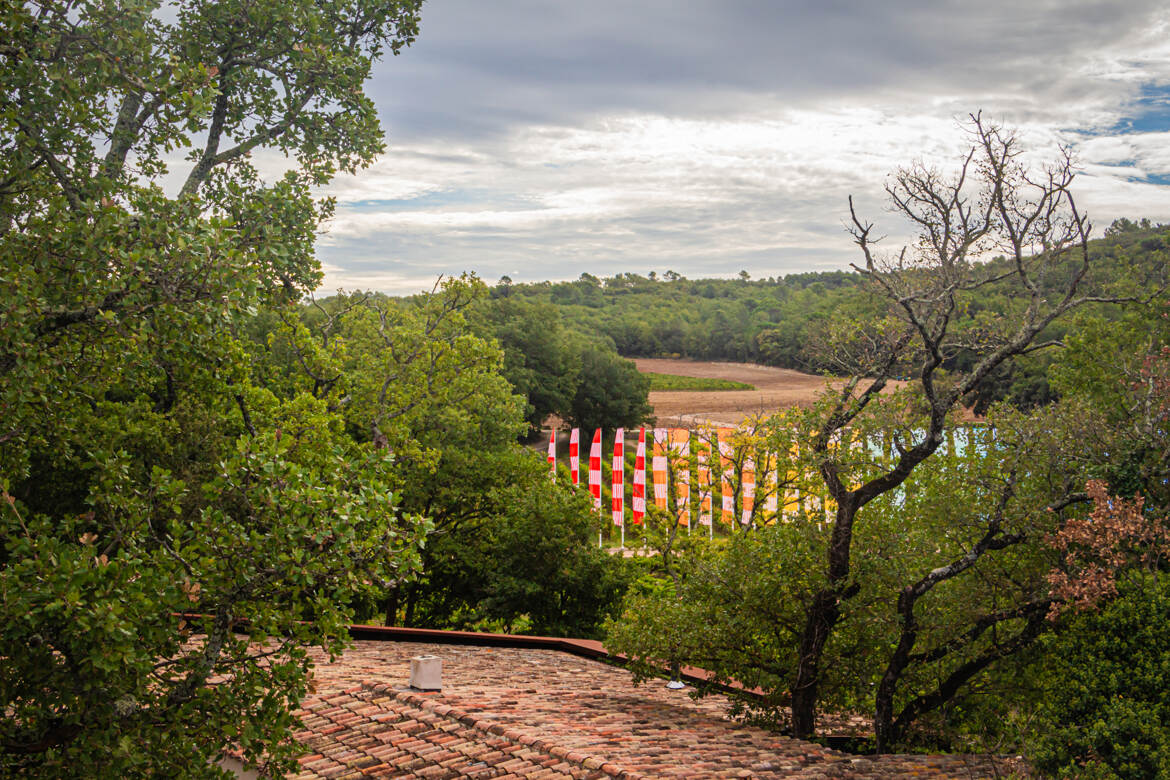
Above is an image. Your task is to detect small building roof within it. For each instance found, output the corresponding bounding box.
[286,637,1018,779]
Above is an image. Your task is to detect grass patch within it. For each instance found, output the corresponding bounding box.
[643,372,756,391]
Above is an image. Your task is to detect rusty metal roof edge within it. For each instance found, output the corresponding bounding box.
[344,623,609,660]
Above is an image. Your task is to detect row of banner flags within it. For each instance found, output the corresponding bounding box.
[548,426,772,534]
[547,425,991,541]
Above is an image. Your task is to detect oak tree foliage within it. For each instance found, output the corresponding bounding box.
[0,0,429,775]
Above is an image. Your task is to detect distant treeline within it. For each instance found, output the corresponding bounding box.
[487,218,1169,413]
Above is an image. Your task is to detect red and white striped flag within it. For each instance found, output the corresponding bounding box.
[547,429,556,481]
[569,428,580,485]
[588,429,602,513]
[652,428,668,509]
[632,427,646,524]
[612,428,624,527]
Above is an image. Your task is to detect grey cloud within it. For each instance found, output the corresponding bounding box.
[317,1,1170,294]
[373,0,1169,142]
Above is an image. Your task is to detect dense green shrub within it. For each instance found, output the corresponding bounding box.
[1030,573,1170,779]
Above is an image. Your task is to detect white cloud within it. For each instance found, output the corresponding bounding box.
[311,2,1170,294]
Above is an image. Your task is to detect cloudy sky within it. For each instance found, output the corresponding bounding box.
[313,0,1170,295]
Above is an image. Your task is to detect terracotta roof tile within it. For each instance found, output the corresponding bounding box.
[281,640,1019,779]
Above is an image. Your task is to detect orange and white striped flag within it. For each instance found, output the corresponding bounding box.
[741,456,755,526]
[671,428,691,527]
[719,429,734,524]
[652,428,668,509]
[697,433,712,527]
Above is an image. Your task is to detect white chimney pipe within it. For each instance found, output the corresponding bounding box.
[409,655,442,691]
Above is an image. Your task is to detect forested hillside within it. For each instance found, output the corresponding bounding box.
[492,217,1167,412]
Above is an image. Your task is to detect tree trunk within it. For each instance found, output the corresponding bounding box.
[873,579,925,751]
[873,602,915,752]
[790,588,839,738]
[403,584,418,627]
[384,587,400,627]
[790,499,859,739]
[873,687,898,752]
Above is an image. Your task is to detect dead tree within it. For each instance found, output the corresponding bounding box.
[789,113,1126,740]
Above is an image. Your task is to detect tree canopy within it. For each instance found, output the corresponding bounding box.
[0,0,429,775]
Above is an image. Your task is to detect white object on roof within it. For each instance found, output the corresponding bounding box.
[410,655,442,691]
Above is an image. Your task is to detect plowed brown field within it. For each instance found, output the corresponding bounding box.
[637,358,908,427]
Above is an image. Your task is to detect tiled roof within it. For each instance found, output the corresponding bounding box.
[285,639,1020,779]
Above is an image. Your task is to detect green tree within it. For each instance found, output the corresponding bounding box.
[1031,573,1170,779]
[0,0,425,775]
[783,115,1132,742]
[564,341,653,433]
[396,447,633,638]
[266,282,631,639]
[609,116,1154,749]
[1029,475,1170,778]
[1050,305,1170,507]
[476,297,581,436]
[1016,306,1170,777]
[609,403,1094,749]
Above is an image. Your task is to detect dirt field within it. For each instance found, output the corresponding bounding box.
[637,358,907,427]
